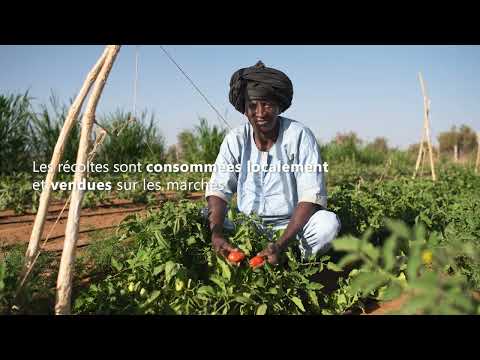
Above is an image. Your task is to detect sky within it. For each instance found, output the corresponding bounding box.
[1,45,479,149]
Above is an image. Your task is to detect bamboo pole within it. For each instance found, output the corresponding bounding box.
[413,133,426,179]
[418,72,436,181]
[23,47,110,274]
[55,45,121,315]
[424,105,437,181]
[420,145,426,175]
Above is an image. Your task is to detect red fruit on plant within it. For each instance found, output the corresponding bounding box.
[228,250,245,263]
[249,256,265,268]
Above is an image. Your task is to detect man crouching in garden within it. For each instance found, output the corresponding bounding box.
[205,61,341,266]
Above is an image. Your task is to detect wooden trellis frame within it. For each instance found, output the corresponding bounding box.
[412,72,437,181]
[19,45,121,315]
[23,47,110,273]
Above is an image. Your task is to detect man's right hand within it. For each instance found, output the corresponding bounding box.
[208,195,241,265]
[212,234,241,266]
[212,234,236,258]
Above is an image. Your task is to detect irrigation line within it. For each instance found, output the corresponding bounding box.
[159,45,232,129]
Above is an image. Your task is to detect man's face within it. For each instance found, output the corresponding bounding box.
[245,99,280,134]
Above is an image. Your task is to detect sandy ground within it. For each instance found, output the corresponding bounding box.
[0,192,203,252]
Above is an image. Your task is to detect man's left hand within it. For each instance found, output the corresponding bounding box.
[257,243,282,266]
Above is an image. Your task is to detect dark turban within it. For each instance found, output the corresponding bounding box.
[229,61,293,114]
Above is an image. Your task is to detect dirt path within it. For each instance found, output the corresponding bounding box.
[363,294,410,315]
[0,192,204,252]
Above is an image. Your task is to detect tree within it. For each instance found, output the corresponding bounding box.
[437,125,476,156]
[30,93,81,166]
[165,144,179,163]
[366,137,389,153]
[96,110,166,166]
[177,118,227,164]
[335,131,362,146]
[0,93,34,175]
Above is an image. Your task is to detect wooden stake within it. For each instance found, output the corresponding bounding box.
[414,72,436,181]
[413,134,426,179]
[420,145,426,175]
[454,144,458,163]
[23,47,110,274]
[55,45,121,315]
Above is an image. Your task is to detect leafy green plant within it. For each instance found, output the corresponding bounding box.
[330,220,480,314]
[0,244,58,314]
[73,201,331,315]
[30,93,81,165]
[96,110,166,166]
[0,174,39,214]
[177,118,226,164]
[0,93,34,175]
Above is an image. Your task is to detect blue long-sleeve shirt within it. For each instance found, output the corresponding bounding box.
[205,116,327,228]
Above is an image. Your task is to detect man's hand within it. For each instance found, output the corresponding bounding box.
[257,243,282,266]
[212,234,235,257]
[212,234,241,266]
[208,195,241,266]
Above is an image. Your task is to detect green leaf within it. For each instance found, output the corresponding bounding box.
[382,235,396,271]
[361,228,374,242]
[197,285,216,297]
[396,272,408,286]
[386,219,411,239]
[227,208,235,221]
[111,257,123,272]
[290,296,305,312]
[209,275,226,292]
[146,290,161,304]
[288,260,299,271]
[154,232,170,250]
[153,264,164,276]
[350,272,389,296]
[336,293,347,306]
[406,252,422,281]
[303,267,320,277]
[327,262,343,272]
[234,295,255,305]
[0,262,5,291]
[306,282,324,291]
[255,277,265,288]
[414,223,426,242]
[418,213,432,228]
[377,281,403,302]
[408,272,439,293]
[332,236,361,252]
[164,261,178,283]
[256,304,268,315]
[217,258,231,281]
[267,287,278,295]
[308,290,320,308]
[337,254,360,269]
[361,242,380,262]
[186,236,197,246]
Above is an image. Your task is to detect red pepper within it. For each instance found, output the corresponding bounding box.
[228,250,245,263]
[249,256,265,268]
